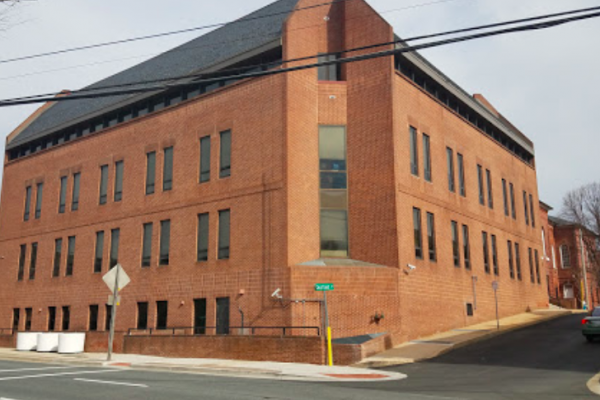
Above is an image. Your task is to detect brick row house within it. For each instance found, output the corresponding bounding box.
[0,0,549,356]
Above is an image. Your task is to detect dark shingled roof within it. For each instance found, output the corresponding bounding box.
[549,216,578,227]
[7,0,300,150]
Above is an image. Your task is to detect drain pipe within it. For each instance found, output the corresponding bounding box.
[239,307,244,330]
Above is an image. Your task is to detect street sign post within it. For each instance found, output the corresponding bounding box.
[315,283,334,366]
[492,281,500,330]
[102,264,130,361]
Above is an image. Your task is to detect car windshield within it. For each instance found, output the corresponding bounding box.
[593,308,600,317]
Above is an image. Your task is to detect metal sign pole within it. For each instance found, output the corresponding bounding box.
[324,291,333,367]
[107,265,120,362]
[494,286,500,331]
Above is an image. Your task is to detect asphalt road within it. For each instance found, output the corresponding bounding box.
[0,314,597,400]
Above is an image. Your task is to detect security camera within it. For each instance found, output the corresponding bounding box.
[271,288,282,299]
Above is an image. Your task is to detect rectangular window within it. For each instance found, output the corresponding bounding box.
[71,173,80,211]
[216,297,230,335]
[486,169,493,209]
[219,130,231,178]
[197,213,209,262]
[94,232,104,273]
[452,221,460,267]
[142,223,153,267]
[423,134,432,182]
[515,242,522,280]
[218,210,230,260]
[89,305,99,331]
[53,238,62,277]
[58,176,67,213]
[24,186,32,221]
[25,308,32,332]
[529,194,536,228]
[35,183,43,219]
[457,153,466,197]
[62,306,70,331]
[508,240,515,279]
[48,307,56,332]
[427,212,436,261]
[410,127,419,177]
[66,236,76,276]
[99,165,108,205]
[156,301,168,330]
[29,243,37,280]
[137,302,148,330]
[163,147,173,191]
[110,228,120,269]
[528,247,534,283]
[200,136,211,183]
[194,299,207,335]
[510,183,516,219]
[146,152,156,195]
[413,208,423,259]
[13,309,20,333]
[534,249,541,284]
[317,53,340,81]
[159,220,170,266]
[491,234,499,276]
[523,191,530,226]
[482,232,490,274]
[447,148,455,192]
[477,165,485,205]
[17,244,26,281]
[114,160,124,202]
[105,305,112,330]
[463,225,471,269]
[502,179,509,216]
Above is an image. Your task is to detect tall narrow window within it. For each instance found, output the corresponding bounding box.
[216,297,230,335]
[319,126,348,257]
[71,173,80,211]
[156,301,168,330]
[142,223,153,267]
[523,191,530,226]
[515,242,522,280]
[110,229,120,269]
[486,169,493,209]
[105,305,112,330]
[89,305,99,331]
[534,249,541,284]
[317,53,341,81]
[66,236,75,276]
[457,153,466,197]
[502,179,509,216]
[447,148,455,193]
[48,307,56,331]
[17,244,26,281]
[528,247,534,283]
[163,147,173,191]
[24,186,32,221]
[35,183,43,219]
[423,134,432,182]
[159,220,170,266]
[200,136,211,183]
[58,176,67,213]
[218,210,230,260]
[427,212,436,261]
[99,165,108,205]
[508,240,515,279]
[197,213,209,262]
[510,183,516,219]
[62,306,70,331]
[194,299,207,335]
[53,238,62,277]
[413,208,423,259]
[462,225,471,270]
[452,221,460,267]
[13,309,20,333]
[137,302,148,330]
[29,242,37,280]
[477,165,485,205]
[25,308,32,332]
[529,194,536,227]
[410,127,419,177]
[560,245,571,268]
[114,160,124,202]
[219,130,231,178]
[491,234,499,276]
[94,232,104,273]
[146,152,156,195]
[482,232,490,274]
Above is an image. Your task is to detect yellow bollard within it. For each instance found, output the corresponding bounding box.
[327,326,333,366]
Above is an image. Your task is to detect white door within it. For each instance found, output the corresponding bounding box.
[563,284,574,299]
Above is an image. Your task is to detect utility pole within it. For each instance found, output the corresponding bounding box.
[107,265,119,362]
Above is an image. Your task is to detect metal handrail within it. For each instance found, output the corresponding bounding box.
[127,326,321,337]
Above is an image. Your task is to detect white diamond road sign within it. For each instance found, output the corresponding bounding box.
[102,264,131,292]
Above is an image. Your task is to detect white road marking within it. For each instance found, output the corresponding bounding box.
[1,397,21,400]
[0,366,77,373]
[587,371,600,396]
[73,378,148,388]
[0,369,118,381]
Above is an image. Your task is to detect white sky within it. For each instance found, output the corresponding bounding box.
[0,0,598,212]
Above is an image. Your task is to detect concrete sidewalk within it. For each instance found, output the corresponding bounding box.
[356,308,576,368]
[0,347,405,382]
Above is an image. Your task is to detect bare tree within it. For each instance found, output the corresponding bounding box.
[0,0,28,31]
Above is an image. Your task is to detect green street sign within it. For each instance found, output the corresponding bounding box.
[315,283,334,291]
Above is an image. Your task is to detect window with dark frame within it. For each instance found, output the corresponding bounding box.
[62,306,70,331]
[17,244,26,281]
[410,127,419,177]
[159,220,170,266]
[218,210,230,260]
[13,309,20,333]
[457,153,466,197]
[25,308,32,332]
[427,212,436,261]
[110,229,120,269]
[24,186,32,221]
[156,301,168,330]
[58,176,67,213]
[529,194,536,228]
[137,302,148,330]
[502,179,509,216]
[423,134,431,182]
[35,183,43,219]
[477,165,485,205]
[163,147,173,191]
[89,305,99,331]
[317,53,341,81]
[528,247,535,283]
[71,173,81,211]
[105,305,112,331]
[523,191,530,226]
[194,299,207,335]
[219,130,231,178]
[94,232,104,273]
[142,223,153,268]
[413,208,423,259]
[515,242,522,280]
[197,213,209,262]
[114,161,124,202]
[486,169,493,209]
[48,307,56,332]
[492,234,499,276]
[53,238,62,277]
[29,243,37,280]
[66,236,76,276]
[452,221,460,267]
[482,232,490,274]
[462,225,471,269]
[146,152,156,195]
[534,249,541,284]
[510,183,516,219]
[200,136,211,183]
[508,240,515,279]
[216,297,230,335]
[99,165,108,205]
[447,148,455,193]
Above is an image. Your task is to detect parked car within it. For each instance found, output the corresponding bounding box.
[582,308,600,342]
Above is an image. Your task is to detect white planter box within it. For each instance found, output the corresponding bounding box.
[37,333,59,352]
[16,332,40,351]
[58,333,86,354]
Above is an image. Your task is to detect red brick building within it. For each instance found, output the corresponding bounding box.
[0,0,548,354]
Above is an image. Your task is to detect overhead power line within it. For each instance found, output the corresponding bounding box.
[0,7,600,107]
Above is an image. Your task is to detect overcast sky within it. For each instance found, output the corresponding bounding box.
[0,0,598,212]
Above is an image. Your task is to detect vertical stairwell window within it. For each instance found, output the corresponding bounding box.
[413,208,423,259]
[110,229,120,269]
[159,220,170,266]
[535,249,541,284]
[219,130,231,178]
[146,152,156,195]
[71,173,80,211]
[447,148,455,193]
[114,161,124,202]
[29,243,37,280]
[457,153,466,197]
[462,225,471,270]
[427,212,436,261]
[17,244,26,281]
[482,232,490,274]
[528,247,535,283]
[58,176,67,213]
[218,210,230,260]
[510,183,516,219]
[66,236,76,276]
[423,133,432,182]
[515,242,522,280]
[142,223,153,268]
[163,147,173,191]
[35,183,43,219]
[452,221,460,267]
[319,126,348,258]
[410,126,419,177]
[529,194,536,228]
[502,179,509,216]
[53,238,62,277]
[200,136,211,183]
[197,213,209,262]
[94,232,104,273]
[492,234,499,276]
[317,53,341,81]
[508,240,515,279]
[523,191,530,226]
[99,165,108,205]
[23,186,32,221]
[486,169,493,209]
[477,165,485,205]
